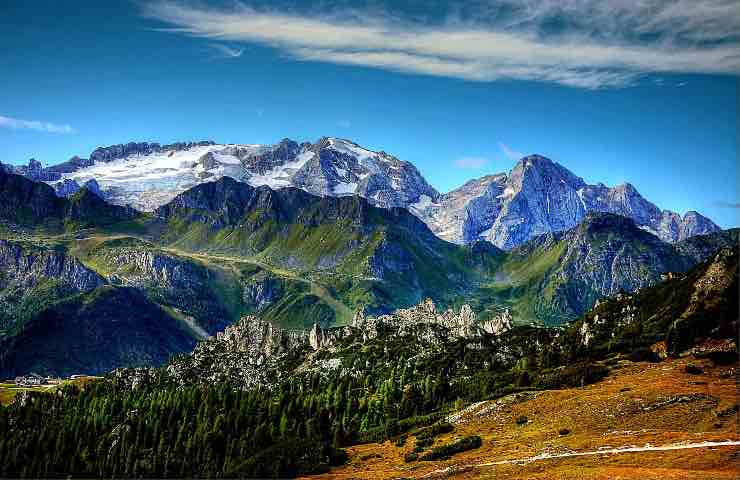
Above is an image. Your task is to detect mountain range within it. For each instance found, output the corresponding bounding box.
[0,147,737,478]
[0,165,736,377]
[2,137,719,249]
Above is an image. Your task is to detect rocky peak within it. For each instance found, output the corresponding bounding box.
[511,154,585,189]
[416,152,719,248]
[242,138,304,175]
[53,178,81,197]
[83,178,103,197]
[480,309,513,335]
[27,158,43,174]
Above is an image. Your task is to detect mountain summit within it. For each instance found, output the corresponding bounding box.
[6,139,718,248]
[415,154,720,248]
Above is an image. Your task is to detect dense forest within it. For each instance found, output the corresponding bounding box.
[0,338,600,478]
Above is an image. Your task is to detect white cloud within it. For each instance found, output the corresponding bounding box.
[498,142,523,161]
[141,1,740,89]
[0,115,75,134]
[209,43,244,58]
[454,157,489,169]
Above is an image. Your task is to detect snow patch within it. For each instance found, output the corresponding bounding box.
[333,182,358,195]
[245,151,315,190]
[497,186,516,199]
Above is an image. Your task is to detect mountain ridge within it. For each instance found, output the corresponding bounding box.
[2,138,720,248]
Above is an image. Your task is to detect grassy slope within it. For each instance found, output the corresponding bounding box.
[475,237,568,324]
[321,356,739,480]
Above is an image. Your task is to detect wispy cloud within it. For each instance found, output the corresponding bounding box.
[454,157,489,169]
[141,1,740,89]
[498,142,523,161]
[713,201,740,209]
[0,115,75,134]
[208,43,244,59]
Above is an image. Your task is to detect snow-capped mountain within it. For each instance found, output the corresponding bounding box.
[414,154,720,248]
[11,137,438,213]
[239,137,439,209]
[6,140,719,248]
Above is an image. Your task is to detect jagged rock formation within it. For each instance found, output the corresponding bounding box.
[88,141,216,163]
[10,158,58,182]
[415,155,720,248]
[480,308,513,335]
[163,299,508,388]
[99,245,208,290]
[351,299,480,340]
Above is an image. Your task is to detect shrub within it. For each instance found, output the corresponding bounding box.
[685,364,704,375]
[404,453,418,463]
[419,436,482,461]
[516,415,528,425]
[558,428,570,436]
[415,437,433,449]
[411,422,454,439]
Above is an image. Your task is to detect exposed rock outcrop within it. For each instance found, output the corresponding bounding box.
[0,239,104,292]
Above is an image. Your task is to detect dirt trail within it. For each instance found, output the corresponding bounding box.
[477,440,739,469]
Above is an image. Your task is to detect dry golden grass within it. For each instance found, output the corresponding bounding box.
[311,356,739,479]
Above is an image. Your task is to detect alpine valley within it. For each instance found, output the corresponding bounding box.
[0,138,737,479]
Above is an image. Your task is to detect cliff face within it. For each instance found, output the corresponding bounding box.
[0,240,104,293]
[0,239,106,333]
[81,238,234,334]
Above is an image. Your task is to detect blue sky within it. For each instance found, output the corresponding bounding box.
[1,0,737,227]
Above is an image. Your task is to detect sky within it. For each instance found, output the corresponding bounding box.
[1,0,738,227]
